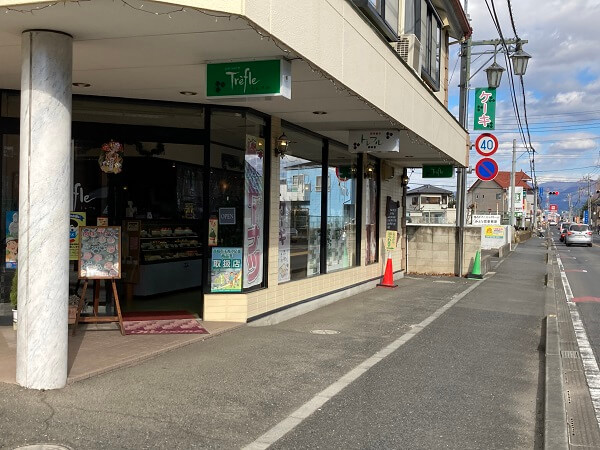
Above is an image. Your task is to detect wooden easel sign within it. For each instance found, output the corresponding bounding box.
[73,226,124,335]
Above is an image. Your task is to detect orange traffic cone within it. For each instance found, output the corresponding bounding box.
[378,255,398,288]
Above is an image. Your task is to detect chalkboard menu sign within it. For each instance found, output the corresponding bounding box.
[79,226,121,279]
[386,208,398,231]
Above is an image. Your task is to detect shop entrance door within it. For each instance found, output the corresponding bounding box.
[72,131,206,317]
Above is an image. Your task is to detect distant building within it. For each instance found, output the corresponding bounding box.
[467,171,534,225]
[406,184,455,224]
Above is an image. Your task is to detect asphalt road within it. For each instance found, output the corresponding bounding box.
[551,225,600,368]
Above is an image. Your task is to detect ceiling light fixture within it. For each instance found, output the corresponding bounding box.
[72,82,91,88]
[312,111,327,115]
[179,91,198,96]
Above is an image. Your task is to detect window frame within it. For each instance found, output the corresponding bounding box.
[421,0,442,92]
[278,120,363,281]
[352,0,400,41]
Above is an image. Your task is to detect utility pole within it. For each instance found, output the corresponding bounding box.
[532,180,538,230]
[588,177,592,225]
[456,36,471,277]
[509,139,516,227]
[568,193,572,221]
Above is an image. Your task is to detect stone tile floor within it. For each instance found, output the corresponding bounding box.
[0,321,243,385]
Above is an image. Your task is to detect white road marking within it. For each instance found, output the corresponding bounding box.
[556,245,600,428]
[242,280,484,450]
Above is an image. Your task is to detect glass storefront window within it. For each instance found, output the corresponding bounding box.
[327,145,357,272]
[209,110,267,291]
[1,133,19,311]
[278,128,323,283]
[365,157,379,265]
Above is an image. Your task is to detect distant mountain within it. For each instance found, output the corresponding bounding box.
[538,181,595,216]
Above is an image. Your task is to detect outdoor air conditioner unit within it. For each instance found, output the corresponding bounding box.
[392,34,421,74]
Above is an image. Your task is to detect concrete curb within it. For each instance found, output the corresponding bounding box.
[544,256,569,449]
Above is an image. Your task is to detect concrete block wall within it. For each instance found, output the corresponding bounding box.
[407,225,481,276]
[203,117,407,323]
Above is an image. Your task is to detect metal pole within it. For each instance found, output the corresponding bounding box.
[588,176,592,225]
[456,37,471,276]
[510,139,516,228]
[532,181,538,231]
[568,193,572,222]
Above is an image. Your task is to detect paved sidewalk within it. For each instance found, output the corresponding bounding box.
[0,239,548,450]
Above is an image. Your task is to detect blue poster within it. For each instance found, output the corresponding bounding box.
[5,211,18,269]
[211,247,242,293]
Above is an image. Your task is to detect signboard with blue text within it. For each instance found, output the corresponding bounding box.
[211,247,243,293]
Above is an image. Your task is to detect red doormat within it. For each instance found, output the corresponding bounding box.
[123,318,209,335]
[122,311,208,335]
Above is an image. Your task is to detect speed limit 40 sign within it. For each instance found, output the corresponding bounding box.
[475,133,499,157]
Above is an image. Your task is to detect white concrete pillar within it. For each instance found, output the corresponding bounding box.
[16,30,73,389]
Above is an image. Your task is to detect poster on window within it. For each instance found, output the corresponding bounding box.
[211,247,243,292]
[278,201,291,282]
[69,212,87,260]
[5,211,18,269]
[307,216,321,276]
[243,135,265,288]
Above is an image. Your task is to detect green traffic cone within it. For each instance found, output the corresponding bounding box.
[467,250,483,279]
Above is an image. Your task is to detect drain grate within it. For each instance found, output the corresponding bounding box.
[561,350,580,359]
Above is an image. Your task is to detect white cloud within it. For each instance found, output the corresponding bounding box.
[552,91,585,105]
[550,138,597,151]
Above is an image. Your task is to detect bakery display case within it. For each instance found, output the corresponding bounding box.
[133,221,203,296]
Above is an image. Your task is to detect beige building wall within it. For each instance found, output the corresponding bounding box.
[204,117,407,322]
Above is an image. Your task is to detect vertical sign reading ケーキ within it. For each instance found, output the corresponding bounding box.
[243,135,264,288]
[474,88,496,130]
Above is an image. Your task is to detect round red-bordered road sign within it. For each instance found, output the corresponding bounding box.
[475,133,499,157]
[475,158,498,181]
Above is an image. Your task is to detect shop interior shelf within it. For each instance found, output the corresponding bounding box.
[141,246,202,252]
[140,235,199,240]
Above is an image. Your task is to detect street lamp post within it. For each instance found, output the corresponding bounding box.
[456,37,531,276]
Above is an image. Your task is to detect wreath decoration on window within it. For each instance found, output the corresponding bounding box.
[99,140,123,174]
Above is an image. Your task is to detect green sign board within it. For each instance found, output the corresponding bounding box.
[206,59,291,99]
[474,87,496,130]
[422,164,454,178]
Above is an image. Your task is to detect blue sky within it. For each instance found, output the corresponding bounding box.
[408,0,600,194]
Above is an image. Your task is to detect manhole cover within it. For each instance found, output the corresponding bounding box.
[310,329,340,335]
[15,445,72,450]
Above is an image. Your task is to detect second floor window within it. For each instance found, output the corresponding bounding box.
[354,0,399,39]
[422,1,441,91]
